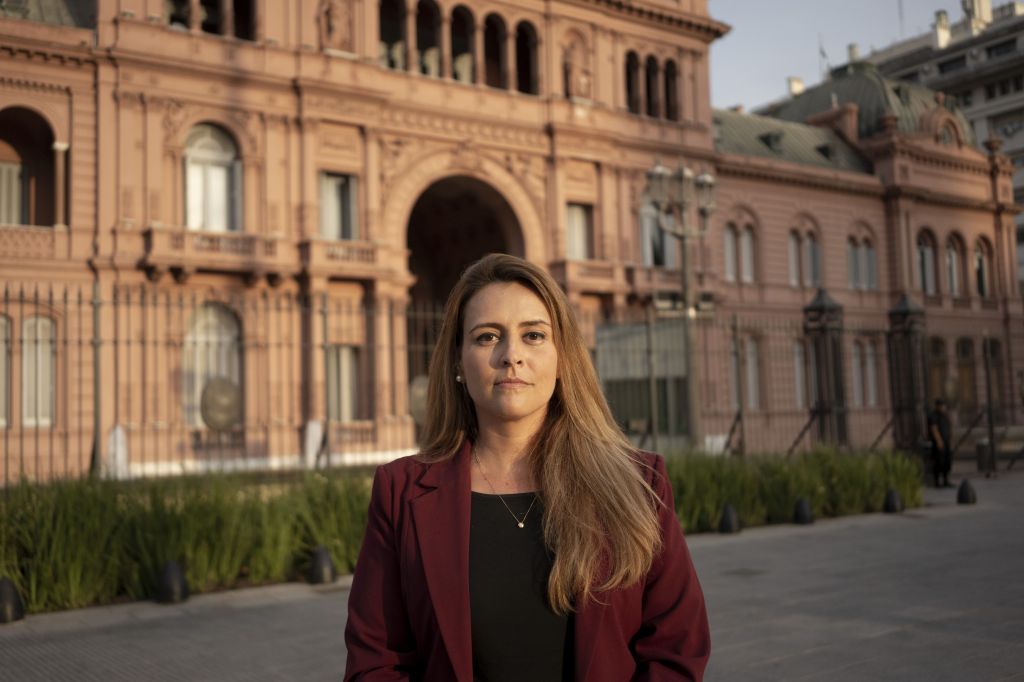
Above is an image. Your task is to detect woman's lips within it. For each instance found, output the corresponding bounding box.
[495,378,529,386]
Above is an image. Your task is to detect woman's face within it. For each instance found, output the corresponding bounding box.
[459,282,558,432]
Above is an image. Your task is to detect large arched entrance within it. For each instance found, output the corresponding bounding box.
[405,175,524,378]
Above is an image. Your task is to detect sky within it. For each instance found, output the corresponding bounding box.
[710,0,967,110]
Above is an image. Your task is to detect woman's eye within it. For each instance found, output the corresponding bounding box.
[524,331,546,342]
[475,332,499,344]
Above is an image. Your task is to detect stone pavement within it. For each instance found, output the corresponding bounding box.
[1,464,1022,681]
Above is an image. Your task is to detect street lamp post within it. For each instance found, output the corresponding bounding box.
[645,160,716,450]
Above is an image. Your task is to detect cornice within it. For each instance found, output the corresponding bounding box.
[569,0,730,40]
[0,74,72,95]
[882,185,997,212]
[0,43,94,70]
[715,153,883,197]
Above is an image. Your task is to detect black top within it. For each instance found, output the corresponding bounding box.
[927,409,952,448]
[469,492,573,682]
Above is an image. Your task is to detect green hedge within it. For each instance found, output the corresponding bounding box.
[0,448,922,614]
[665,447,923,533]
[0,473,370,614]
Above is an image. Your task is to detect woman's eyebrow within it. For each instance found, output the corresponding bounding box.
[467,319,551,333]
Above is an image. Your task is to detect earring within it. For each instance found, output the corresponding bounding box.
[455,374,463,383]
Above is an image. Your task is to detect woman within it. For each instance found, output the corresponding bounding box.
[344,254,709,681]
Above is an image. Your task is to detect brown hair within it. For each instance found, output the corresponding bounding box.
[419,253,662,613]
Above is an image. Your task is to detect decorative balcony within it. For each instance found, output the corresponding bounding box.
[299,238,382,281]
[0,224,68,261]
[142,224,296,284]
[549,259,627,296]
[625,264,683,298]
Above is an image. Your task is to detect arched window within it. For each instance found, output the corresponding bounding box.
[946,236,966,297]
[723,223,737,282]
[22,316,55,428]
[450,6,475,84]
[515,21,539,95]
[862,239,877,290]
[975,239,993,298]
[0,315,9,428]
[640,199,675,268]
[183,303,243,428]
[0,107,56,227]
[917,231,938,295]
[788,231,802,287]
[956,338,977,417]
[644,55,659,117]
[728,336,760,411]
[803,232,821,287]
[483,14,507,89]
[739,225,755,283]
[379,0,407,70]
[416,0,441,77]
[664,60,679,121]
[851,340,864,408]
[847,237,861,289]
[184,124,241,233]
[625,51,640,114]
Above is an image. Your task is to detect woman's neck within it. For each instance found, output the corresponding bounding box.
[472,425,541,492]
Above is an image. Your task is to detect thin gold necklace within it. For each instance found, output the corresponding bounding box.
[472,450,537,529]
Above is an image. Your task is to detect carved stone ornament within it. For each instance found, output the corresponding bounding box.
[162,99,186,144]
[200,377,243,432]
[318,0,353,52]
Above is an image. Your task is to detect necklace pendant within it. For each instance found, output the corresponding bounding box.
[517,522,525,528]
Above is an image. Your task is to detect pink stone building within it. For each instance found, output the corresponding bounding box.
[0,1,1019,481]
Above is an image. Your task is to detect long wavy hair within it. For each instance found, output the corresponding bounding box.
[418,253,662,614]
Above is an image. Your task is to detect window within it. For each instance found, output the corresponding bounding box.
[865,342,878,407]
[644,56,659,117]
[728,336,740,412]
[182,304,242,428]
[975,240,993,298]
[233,0,256,41]
[987,39,1016,59]
[803,233,821,287]
[847,238,860,289]
[515,22,539,95]
[946,237,965,297]
[938,55,967,74]
[640,201,674,268]
[664,60,679,121]
[416,0,441,77]
[739,226,755,283]
[326,345,361,422]
[863,241,877,290]
[745,337,760,410]
[0,160,22,225]
[0,316,8,428]
[917,231,937,295]
[625,51,640,114]
[793,341,806,409]
[851,341,863,408]
[22,316,54,428]
[566,203,593,260]
[483,14,507,89]
[450,6,474,84]
[379,0,407,70]
[184,124,241,232]
[320,172,358,240]
[788,231,801,287]
[723,224,737,282]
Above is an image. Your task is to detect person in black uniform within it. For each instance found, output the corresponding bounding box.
[926,398,953,488]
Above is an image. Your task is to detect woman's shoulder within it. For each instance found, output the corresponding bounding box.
[630,449,666,480]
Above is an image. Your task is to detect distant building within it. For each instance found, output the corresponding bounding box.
[853,0,1024,291]
[0,1,1019,480]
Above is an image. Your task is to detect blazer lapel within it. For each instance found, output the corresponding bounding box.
[410,440,473,682]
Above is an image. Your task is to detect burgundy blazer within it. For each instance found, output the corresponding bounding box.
[344,441,710,681]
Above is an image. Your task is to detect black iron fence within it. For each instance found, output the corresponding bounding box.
[1,284,1019,485]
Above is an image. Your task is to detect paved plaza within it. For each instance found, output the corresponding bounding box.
[1,464,1022,681]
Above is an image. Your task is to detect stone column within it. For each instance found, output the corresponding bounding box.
[505,27,515,91]
[804,289,848,446]
[474,22,485,85]
[220,0,233,36]
[189,0,200,31]
[886,294,926,450]
[440,15,451,78]
[52,141,68,228]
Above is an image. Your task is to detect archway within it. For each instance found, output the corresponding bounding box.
[405,175,524,378]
